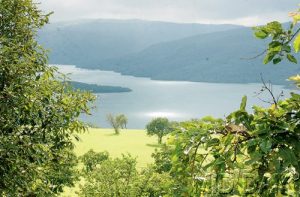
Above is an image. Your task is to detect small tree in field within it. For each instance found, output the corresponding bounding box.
[106,114,128,134]
[146,117,171,144]
[116,114,128,129]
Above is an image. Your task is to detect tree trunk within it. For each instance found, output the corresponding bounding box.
[158,136,162,144]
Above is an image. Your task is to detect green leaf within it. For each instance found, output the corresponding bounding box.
[266,21,283,34]
[268,41,281,48]
[279,148,297,165]
[269,46,281,52]
[240,96,247,111]
[282,45,291,53]
[260,140,272,153]
[245,152,262,165]
[293,33,300,53]
[272,57,282,64]
[263,53,276,64]
[254,30,268,39]
[287,54,298,64]
[207,138,220,147]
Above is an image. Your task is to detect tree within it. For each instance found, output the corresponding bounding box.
[146,117,171,144]
[106,113,128,134]
[253,9,300,87]
[0,0,94,196]
[79,149,109,172]
[107,114,120,134]
[116,114,128,129]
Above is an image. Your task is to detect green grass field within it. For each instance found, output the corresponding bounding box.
[62,128,160,196]
[74,128,160,168]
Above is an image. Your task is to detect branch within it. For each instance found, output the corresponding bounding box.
[288,26,300,43]
[259,74,278,106]
[241,49,267,60]
[190,141,203,178]
[241,25,300,61]
[233,140,239,162]
[225,124,251,139]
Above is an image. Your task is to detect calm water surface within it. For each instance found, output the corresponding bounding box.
[57,65,292,129]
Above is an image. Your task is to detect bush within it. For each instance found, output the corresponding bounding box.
[79,151,173,197]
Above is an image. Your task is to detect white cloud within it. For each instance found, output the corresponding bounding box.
[37,0,299,26]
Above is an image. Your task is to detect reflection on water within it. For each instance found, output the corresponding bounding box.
[56,65,293,129]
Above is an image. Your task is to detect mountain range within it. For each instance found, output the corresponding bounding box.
[38,19,299,86]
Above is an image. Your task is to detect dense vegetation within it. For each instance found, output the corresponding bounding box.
[78,151,173,197]
[0,0,94,195]
[69,81,131,93]
[2,0,300,196]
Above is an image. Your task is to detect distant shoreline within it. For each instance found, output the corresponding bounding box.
[68,81,132,93]
[72,65,298,90]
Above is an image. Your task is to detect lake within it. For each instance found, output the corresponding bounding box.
[57,65,293,129]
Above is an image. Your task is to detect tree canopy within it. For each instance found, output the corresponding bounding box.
[106,113,128,134]
[146,117,171,144]
[253,8,300,87]
[0,0,94,195]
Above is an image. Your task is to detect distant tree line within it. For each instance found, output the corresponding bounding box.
[68,81,132,93]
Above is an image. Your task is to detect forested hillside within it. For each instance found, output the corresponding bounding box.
[38,19,239,66]
[39,20,298,85]
[98,27,299,85]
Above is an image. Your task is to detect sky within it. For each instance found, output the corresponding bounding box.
[37,0,299,26]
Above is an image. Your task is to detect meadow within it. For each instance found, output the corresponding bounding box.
[62,128,161,196]
[74,128,160,168]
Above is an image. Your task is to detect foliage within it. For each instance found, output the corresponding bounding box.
[148,10,300,195]
[0,0,94,195]
[106,113,128,134]
[152,145,173,173]
[146,7,300,196]
[136,168,173,197]
[78,151,173,197]
[253,8,300,86]
[79,149,109,172]
[157,94,300,196]
[146,117,172,144]
[116,114,128,129]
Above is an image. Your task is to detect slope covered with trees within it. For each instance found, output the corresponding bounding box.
[38,19,299,86]
[38,19,240,67]
[97,27,299,85]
